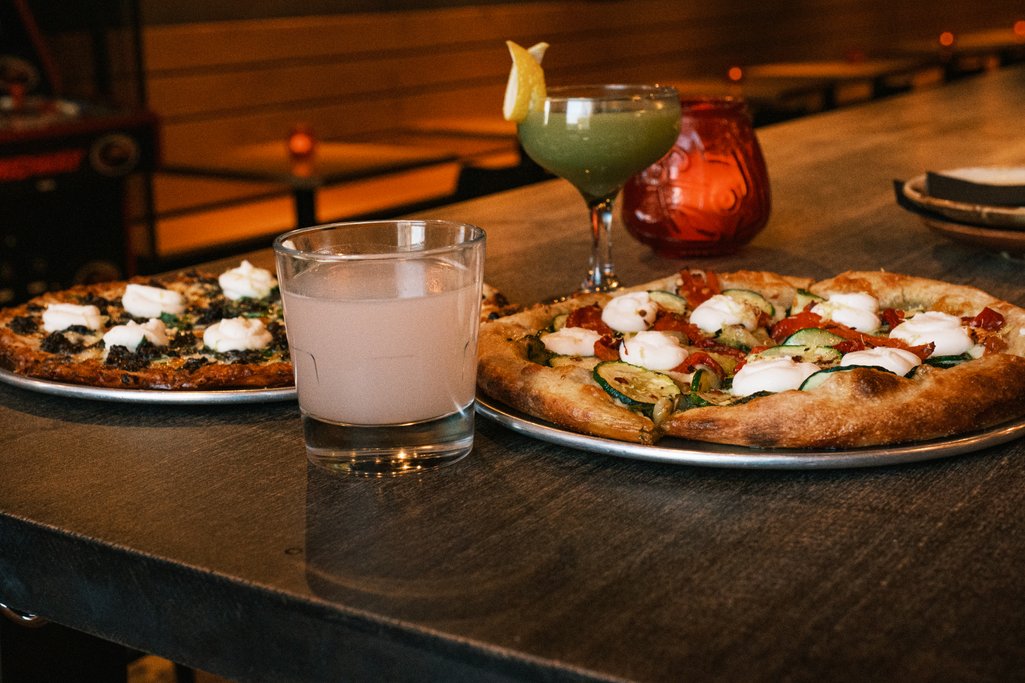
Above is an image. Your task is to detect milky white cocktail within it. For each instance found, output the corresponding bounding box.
[282,258,479,425]
[274,220,485,475]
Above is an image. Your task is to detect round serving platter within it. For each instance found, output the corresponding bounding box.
[902,171,1025,229]
[0,367,296,405]
[475,395,1025,470]
[921,216,1025,258]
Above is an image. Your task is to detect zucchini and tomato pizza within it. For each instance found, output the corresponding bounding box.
[475,269,1025,448]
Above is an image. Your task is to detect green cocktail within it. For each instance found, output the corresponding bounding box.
[517,85,681,292]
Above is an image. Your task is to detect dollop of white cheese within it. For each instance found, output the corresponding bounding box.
[889,311,972,357]
[102,319,169,353]
[541,326,601,356]
[731,356,820,396]
[689,294,756,333]
[840,346,921,376]
[619,331,688,371]
[42,303,103,332]
[811,292,880,333]
[219,260,277,301]
[203,317,272,352]
[601,291,657,333]
[121,284,186,319]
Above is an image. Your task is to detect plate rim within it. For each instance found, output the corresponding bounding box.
[475,394,1025,470]
[903,171,1025,229]
[921,215,1025,255]
[0,366,296,404]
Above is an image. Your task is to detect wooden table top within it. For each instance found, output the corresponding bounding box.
[162,139,458,189]
[4,66,1025,683]
[664,75,834,101]
[742,56,937,81]
[898,27,1025,56]
[954,26,1025,52]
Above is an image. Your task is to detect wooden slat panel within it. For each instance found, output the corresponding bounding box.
[143,1,724,72]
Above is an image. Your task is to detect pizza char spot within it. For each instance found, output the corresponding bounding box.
[40,332,84,355]
[8,316,38,334]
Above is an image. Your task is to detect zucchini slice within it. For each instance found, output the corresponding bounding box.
[550,313,568,332]
[525,335,556,366]
[722,288,774,317]
[800,366,856,391]
[715,323,766,351]
[750,344,842,364]
[791,288,825,313]
[548,355,599,370]
[924,353,973,368]
[648,290,688,315]
[781,327,845,347]
[593,361,681,417]
[684,388,760,408]
[690,367,721,392]
[799,364,891,391]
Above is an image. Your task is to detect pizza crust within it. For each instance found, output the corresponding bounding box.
[664,354,1025,448]
[476,297,658,444]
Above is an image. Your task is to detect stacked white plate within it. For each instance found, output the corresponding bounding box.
[901,166,1025,257]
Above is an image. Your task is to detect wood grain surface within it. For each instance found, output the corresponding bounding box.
[3,66,1025,682]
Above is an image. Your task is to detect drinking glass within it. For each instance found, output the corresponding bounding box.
[621,96,770,257]
[517,84,681,293]
[274,220,486,476]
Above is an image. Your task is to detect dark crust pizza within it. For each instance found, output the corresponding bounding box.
[476,269,1025,449]
[0,268,293,390]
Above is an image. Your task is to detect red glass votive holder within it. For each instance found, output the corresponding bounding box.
[622,97,771,258]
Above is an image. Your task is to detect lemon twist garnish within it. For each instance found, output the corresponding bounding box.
[503,40,548,122]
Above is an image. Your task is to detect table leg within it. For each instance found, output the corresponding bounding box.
[294,188,317,228]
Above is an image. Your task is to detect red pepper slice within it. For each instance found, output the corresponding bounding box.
[677,351,725,378]
[964,307,1005,331]
[651,310,701,343]
[769,310,824,343]
[593,334,621,361]
[677,269,720,308]
[880,308,905,329]
[822,322,935,360]
[566,303,614,336]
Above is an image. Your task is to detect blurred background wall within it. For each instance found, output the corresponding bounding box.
[5,0,1024,282]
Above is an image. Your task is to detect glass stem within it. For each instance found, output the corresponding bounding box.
[583,195,620,293]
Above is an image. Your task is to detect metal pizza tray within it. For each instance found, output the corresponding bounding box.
[475,394,1025,470]
[0,367,296,404]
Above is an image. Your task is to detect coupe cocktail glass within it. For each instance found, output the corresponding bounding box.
[517,84,680,292]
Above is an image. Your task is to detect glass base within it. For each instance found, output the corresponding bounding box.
[303,406,474,477]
